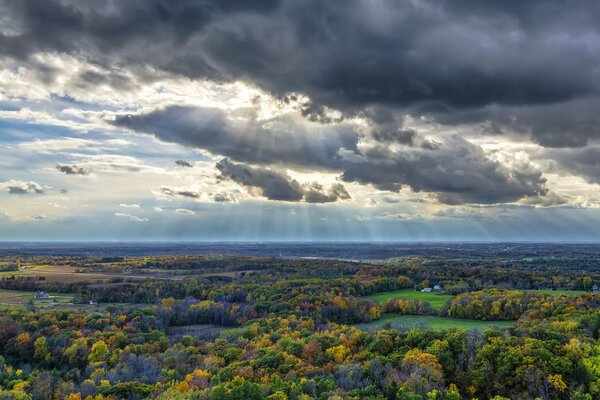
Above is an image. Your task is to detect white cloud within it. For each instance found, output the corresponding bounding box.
[19,137,122,153]
[118,203,141,209]
[175,208,195,215]
[114,212,148,222]
[0,180,48,194]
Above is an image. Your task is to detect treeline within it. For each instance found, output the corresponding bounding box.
[441,289,600,321]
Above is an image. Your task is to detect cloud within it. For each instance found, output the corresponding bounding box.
[4,0,600,152]
[213,192,238,203]
[175,160,193,168]
[113,106,359,169]
[20,137,124,153]
[216,158,351,203]
[303,183,351,204]
[432,98,600,148]
[2,0,596,211]
[216,158,303,201]
[433,208,485,220]
[114,212,148,222]
[118,203,141,209]
[1,180,46,194]
[339,135,547,204]
[546,146,600,185]
[153,206,163,212]
[160,187,200,199]
[10,0,593,117]
[56,164,90,175]
[118,105,548,204]
[57,155,155,174]
[372,128,417,146]
[175,208,195,215]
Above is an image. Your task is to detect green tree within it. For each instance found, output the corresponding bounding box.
[33,337,51,362]
[88,340,109,363]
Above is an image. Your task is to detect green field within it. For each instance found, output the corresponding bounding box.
[0,289,74,305]
[364,289,452,309]
[525,289,587,296]
[357,314,515,331]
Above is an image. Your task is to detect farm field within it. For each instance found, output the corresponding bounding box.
[356,314,515,331]
[364,288,453,309]
[0,264,152,284]
[0,288,75,305]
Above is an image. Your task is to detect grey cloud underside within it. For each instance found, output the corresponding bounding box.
[340,136,547,204]
[114,106,359,170]
[117,107,547,205]
[3,181,45,194]
[161,187,200,199]
[216,159,350,203]
[4,0,600,138]
[175,160,193,168]
[56,164,90,175]
[546,147,600,185]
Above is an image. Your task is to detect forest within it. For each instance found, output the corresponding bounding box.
[0,249,597,400]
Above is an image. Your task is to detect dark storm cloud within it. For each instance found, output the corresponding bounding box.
[4,0,595,205]
[4,0,600,147]
[4,0,599,112]
[175,160,193,168]
[114,106,359,169]
[216,159,350,203]
[340,136,547,205]
[546,147,600,185]
[303,183,351,204]
[372,128,416,146]
[216,159,303,201]
[117,106,547,204]
[56,164,90,175]
[433,98,600,148]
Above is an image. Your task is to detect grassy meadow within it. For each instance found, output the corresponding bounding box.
[364,288,452,309]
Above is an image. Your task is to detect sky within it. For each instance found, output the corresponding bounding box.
[1,0,600,241]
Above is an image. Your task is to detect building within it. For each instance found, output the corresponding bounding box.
[34,291,49,299]
[421,287,432,293]
[433,284,442,291]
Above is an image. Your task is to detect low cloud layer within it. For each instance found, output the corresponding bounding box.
[340,136,548,205]
[217,159,351,203]
[114,106,359,170]
[119,106,546,204]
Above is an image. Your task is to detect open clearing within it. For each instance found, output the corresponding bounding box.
[357,314,515,331]
[0,289,75,305]
[364,289,452,309]
[0,264,151,284]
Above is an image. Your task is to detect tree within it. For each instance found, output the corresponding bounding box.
[33,336,51,362]
[401,349,444,394]
[15,332,32,359]
[89,340,109,363]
